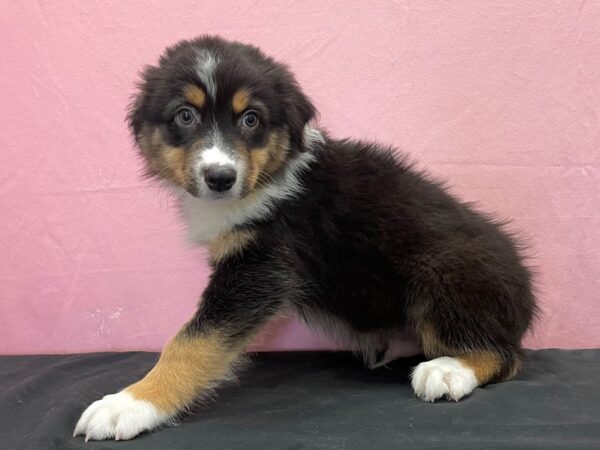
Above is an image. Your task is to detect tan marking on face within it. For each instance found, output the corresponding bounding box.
[184,85,206,109]
[162,147,188,185]
[247,148,270,191]
[244,130,291,192]
[151,145,192,187]
[208,229,256,263]
[136,127,199,189]
[137,127,160,158]
[262,131,290,174]
[126,330,241,414]
[232,89,251,114]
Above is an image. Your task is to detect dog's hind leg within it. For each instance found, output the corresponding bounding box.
[411,320,522,402]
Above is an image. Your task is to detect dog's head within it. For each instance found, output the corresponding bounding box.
[128,36,316,200]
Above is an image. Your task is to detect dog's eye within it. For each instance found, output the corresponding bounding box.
[241,110,259,129]
[175,107,196,126]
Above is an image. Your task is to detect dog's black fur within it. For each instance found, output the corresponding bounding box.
[131,36,535,373]
[76,35,538,441]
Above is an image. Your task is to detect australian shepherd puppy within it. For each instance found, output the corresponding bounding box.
[75,36,536,441]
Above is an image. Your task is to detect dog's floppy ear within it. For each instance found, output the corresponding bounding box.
[127,64,161,142]
[274,69,317,152]
[286,87,316,152]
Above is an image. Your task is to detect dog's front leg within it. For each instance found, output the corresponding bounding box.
[74,260,289,441]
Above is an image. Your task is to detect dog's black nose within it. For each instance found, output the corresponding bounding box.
[204,166,237,192]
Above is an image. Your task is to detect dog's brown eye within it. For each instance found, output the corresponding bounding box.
[241,110,259,129]
[175,107,196,126]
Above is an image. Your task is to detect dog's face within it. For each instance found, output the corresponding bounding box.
[128,36,315,200]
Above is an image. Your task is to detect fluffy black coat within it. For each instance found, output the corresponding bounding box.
[134,37,536,388]
[74,35,539,442]
[200,136,536,375]
[130,36,536,379]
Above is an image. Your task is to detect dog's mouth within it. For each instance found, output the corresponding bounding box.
[195,189,242,201]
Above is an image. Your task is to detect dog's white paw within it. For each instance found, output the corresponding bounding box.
[411,357,478,402]
[73,391,171,441]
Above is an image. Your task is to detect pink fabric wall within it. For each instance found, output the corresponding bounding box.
[2,1,599,354]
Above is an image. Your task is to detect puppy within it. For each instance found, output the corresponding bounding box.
[74,36,536,441]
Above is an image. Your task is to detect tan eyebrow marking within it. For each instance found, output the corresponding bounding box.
[184,85,206,109]
[232,89,251,114]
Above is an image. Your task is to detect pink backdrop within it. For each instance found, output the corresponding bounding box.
[2,1,599,354]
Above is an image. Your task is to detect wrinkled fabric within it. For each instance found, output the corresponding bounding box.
[1,350,599,449]
[2,1,600,355]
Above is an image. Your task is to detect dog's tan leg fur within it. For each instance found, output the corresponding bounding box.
[417,320,517,385]
[458,351,503,385]
[74,326,248,441]
[126,328,243,415]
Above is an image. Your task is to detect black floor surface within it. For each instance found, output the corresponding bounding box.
[1,350,599,449]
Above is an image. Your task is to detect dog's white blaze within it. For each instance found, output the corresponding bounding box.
[73,391,171,441]
[200,146,235,167]
[195,49,218,102]
[411,356,478,402]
